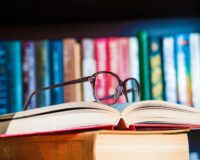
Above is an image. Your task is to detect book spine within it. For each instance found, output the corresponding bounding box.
[162,36,177,103]
[82,38,96,101]
[63,39,81,102]
[6,41,23,112]
[129,37,140,82]
[50,40,64,105]
[138,32,151,100]
[0,42,8,114]
[175,34,192,106]
[108,37,123,103]
[149,36,164,100]
[74,42,82,101]
[36,40,51,107]
[22,41,37,109]
[118,37,131,102]
[189,33,200,108]
[94,38,109,101]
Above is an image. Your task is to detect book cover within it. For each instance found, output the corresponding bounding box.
[175,34,192,106]
[6,41,23,113]
[149,36,164,100]
[0,42,8,114]
[82,38,96,102]
[189,33,200,108]
[162,36,177,103]
[138,31,151,100]
[22,41,37,109]
[50,40,64,105]
[63,39,82,102]
[0,130,189,160]
[35,40,51,107]
[129,37,140,82]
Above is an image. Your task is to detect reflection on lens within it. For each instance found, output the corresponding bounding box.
[125,79,139,102]
[94,73,119,104]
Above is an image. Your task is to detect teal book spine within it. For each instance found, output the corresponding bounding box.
[50,40,64,105]
[6,41,23,112]
[149,36,164,100]
[0,42,8,114]
[36,40,51,107]
[175,34,192,106]
[138,31,151,100]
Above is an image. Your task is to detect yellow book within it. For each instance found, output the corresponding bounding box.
[0,129,189,160]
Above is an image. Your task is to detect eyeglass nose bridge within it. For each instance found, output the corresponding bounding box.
[115,85,123,101]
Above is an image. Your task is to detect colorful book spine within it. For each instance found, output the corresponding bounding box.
[50,40,64,105]
[94,38,109,102]
[175,34,192,106]
[22,41,37,109]
[189,33,200,108]
[129,37,140,82]
[149,37,164,100]
[0,42,8,114]
[63,39,82,102]
[36,40,51,107]
[138,32,151,100]
[82,38,96,102]
[6,41,23,112]
[162,36,177,103]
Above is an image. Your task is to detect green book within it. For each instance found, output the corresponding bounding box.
[138,31,151,100]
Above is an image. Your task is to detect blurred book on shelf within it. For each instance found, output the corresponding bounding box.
[0,32,200,114]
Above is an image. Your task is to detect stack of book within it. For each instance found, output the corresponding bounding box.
[1,100,200,159]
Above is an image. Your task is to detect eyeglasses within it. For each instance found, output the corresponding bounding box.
[23,71,140,110]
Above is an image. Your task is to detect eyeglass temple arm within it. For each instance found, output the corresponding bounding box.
[23,76,91,111]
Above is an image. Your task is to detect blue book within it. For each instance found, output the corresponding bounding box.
[0,42,8,114]
[36,40,51,107]
[22,41,37,109]
[175,34,192,106]
[6,41,23,112]
[50,40,64,105]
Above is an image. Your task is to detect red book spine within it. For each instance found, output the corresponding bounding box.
[94,38,109,101]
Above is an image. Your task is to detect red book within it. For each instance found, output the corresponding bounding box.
[94,38,110,102]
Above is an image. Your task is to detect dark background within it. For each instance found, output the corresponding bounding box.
[1,0,199,24]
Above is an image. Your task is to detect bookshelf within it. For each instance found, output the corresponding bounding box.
[0,0,200,158]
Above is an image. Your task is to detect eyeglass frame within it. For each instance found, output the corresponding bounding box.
[23,71,140,111]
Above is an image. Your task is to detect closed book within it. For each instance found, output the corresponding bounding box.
[6,41,23,113]
[82,38,96,102]
[189,33,200,108]
[149,36,164,100]
[162,36,177,103]
[0,130,189,160]
[129,37,140,82]
[175,34,192,106]
[50,40,64,105]
[1,100,200,137]
[138,31,151,100]
[94,38,109,103]
[0,42,8,114]
[35,40,51,107]
[63,39,82,102]
[22,41,37,109]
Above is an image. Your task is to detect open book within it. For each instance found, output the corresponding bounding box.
[0,100,200,137]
